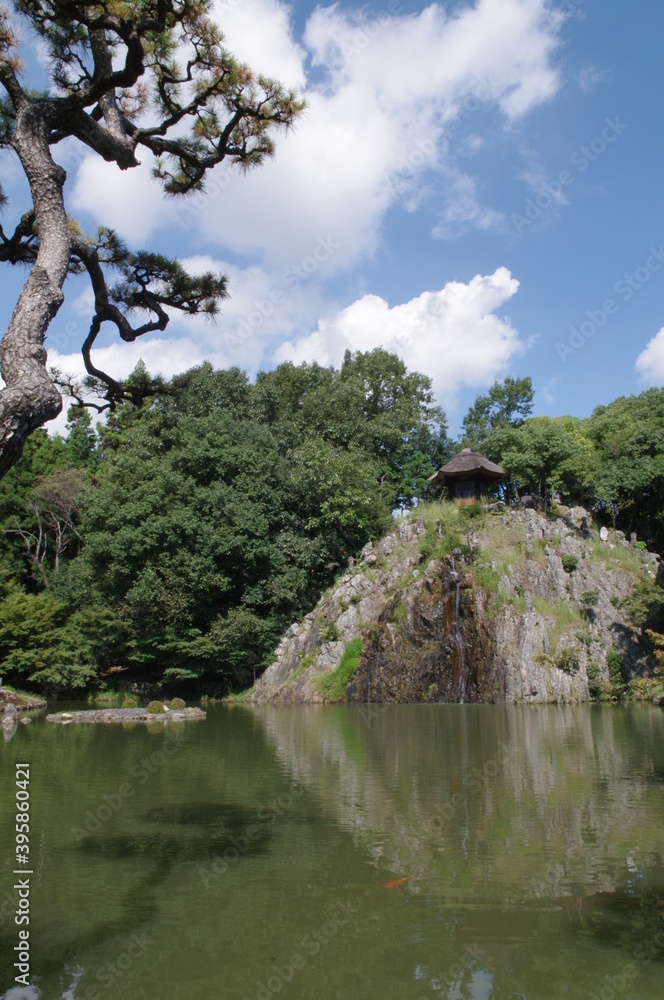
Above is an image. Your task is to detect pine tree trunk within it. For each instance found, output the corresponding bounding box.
[0,100,70,475]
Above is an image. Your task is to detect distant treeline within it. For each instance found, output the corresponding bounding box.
[0,350,661,693]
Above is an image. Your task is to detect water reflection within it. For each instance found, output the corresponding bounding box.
[1,705,663,999]
[249,704,664,996]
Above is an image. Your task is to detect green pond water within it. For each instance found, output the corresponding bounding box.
[1,703,664,999]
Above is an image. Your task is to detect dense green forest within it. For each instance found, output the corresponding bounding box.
[0,349,662,695]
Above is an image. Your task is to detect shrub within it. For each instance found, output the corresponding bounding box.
[586,661,603,700]
[146,700,165,714]
[620,582,664,630]
[581,591,600,606]
[473,564,500,593]
[289,652,315,683]
[555,648,577,674]
[317,638,363,701]
[562,555,578,574]
[319,620,339,643]
[169,697,185,710]
[607,649,628,690]
[121,695,138,708]
[629,677,664,701]
[391,601,409,626]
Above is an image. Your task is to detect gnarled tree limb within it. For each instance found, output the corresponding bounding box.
[0,0,304,476]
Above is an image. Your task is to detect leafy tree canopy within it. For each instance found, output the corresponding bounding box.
[461,376,533,452]
[0,350,446,691]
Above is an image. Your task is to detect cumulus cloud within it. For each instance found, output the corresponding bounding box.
[635,329,664,386]
[69,0,565,267]
[43,266,524,434]
[47,337,229,388]
[70,153,164,244]
[44,253,334,405]
[213,0,306,89]
[275,267,523,401]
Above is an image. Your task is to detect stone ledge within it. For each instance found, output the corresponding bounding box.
[46,707,206,724]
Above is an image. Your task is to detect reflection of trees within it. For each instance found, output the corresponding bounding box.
[250,705,664,996]
[250,705,664,902]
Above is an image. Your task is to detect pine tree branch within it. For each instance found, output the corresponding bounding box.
[0,209,37,264]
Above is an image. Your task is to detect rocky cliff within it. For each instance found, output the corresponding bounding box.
[247,503,663,705]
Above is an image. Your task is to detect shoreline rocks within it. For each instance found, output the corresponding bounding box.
[46,707,206,724]
[0,689,47,712]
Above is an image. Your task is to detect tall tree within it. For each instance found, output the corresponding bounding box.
[461,376,534,451]
[254,350,450,508]
[490,417,583,508]
[0,1,303,476]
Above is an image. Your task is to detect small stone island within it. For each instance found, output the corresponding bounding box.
[47,706,206,725]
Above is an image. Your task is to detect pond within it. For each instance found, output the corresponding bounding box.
[1,704,664,999]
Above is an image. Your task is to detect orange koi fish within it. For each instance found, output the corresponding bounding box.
[383,875,412,889]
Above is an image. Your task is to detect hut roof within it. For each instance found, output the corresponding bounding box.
[428,448,506,484]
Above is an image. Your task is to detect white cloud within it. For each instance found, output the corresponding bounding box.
[43,337,231,436]
[177,253,334,359]
[213,0,306,89]
[541,376,560,405]
[431,166,505,238]
[69,0,565,269]
[70,153,164,244]
[44,253,334,413]
[200,0,564,267]
[48,337,229,387]
[578,66,611,93]
[42,265,523,433]
[275,267,523,401]
[635,328,664,386]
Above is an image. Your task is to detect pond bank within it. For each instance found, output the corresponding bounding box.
[0,686,47,711]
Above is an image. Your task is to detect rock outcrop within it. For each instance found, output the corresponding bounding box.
[46,707,206,724]
[247,505,662,705]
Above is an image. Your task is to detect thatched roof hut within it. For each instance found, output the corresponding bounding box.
[428,448,505,504]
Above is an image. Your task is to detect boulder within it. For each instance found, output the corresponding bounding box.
[599,526,609,542]
[569,506,590,526]
[2,703,18,726]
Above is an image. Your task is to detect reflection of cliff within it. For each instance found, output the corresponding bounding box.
[249,508,662,705]
[250,704,664,905]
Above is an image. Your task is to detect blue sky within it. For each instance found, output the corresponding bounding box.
[3,0,664,435]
